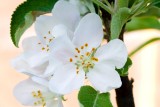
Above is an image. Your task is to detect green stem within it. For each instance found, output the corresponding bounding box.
[92,0,113,14]
[129,37,160,57]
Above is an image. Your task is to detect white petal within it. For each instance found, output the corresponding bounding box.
[46,98,63,107]
[31,76,49,87]
[11,55,29,73]
[87,63,122,93]
[51,24,74,40]
[22,36,41,52]
[12,55,49,77]
[49,64,85,94]
[52,0,80,31]
[95,39,128,69]
[44,58,60,76]
[73,13,103,51]
[52,24,68,38]
[35,15,60,43]
[25,52,49,67]
[50,35,76,65]
[13,78,48,106]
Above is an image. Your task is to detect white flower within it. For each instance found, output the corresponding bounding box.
[68,0,95,15]
[13,77,63,107]
[48,13,128,94]
[12,0,81,77]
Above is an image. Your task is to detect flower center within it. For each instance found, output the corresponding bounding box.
[38,31,55,52]
[32,90,46,107]
[69,43,99,74]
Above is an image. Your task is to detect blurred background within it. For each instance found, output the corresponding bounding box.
[0,0,160,107]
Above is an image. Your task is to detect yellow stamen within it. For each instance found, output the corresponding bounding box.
[92,57,99,62]
[75,55,78,58]
[86,52,90,56]
[70,58,73,62]
[42,47,45,50]
[92,48,96,51]
[49,38,53,42]
[43,36,47,39]
[85,43,88,47]
[81,46,84,49]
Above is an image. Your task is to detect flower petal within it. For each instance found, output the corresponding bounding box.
[22,36,41,52]
[50,35,76,65]
[73,13,103,51]
[35,15,60,43]
[12,55,49,77]
[95,39,128,69]
[44,58,60,76]
[22,36,49,68]
[51,24,74,40]
[31,76,49,87]
[52,0,80,31]
[49,64,85,94]
[25,52,49,67]
[46,98,63,107]
[87,63,122,92]
[13,78,48,106]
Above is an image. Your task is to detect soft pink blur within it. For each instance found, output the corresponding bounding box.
[0,0,160,107]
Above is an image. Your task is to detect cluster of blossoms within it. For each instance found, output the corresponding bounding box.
[12,0,128,107]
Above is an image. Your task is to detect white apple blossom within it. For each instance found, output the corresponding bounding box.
[47,13,128,94]
[68,0,95,15]
[12,0,81,77]
[13,77,63,107]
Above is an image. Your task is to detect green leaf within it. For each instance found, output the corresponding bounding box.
[152,0,160,7]
[116,0,129,9]
[110,7,131,40]
[126,16,160,31]
[138,6,160,17]
[10,0,58,47]
[116,58,132,76]
[78,86,113,107]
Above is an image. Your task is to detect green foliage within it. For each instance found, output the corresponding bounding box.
[126,16,160,31]
[116,0,129,9]
[116,58,132,76]
[10,0,58,47]
[78,86,113,107]
[153,0,160,7]
[110,8,131,40]
[138,6,160,17]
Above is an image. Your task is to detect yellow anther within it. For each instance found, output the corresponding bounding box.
[86,52,90,56]
[75,48,78,50]
[92,57,99,62]
[49,38,53,42]
[43,36,47,39]
[92,48,96,51]
[48,31,51,34]
[78,50,80,53]
[38,42,41,45]
[34,102,38,105]
[75,55,78,58]
[81,46,84,49]
[76,70,79,74]
[32,90,46,107]
[70,58,73,62]
[42,47,45,50]
[85,43,88,47]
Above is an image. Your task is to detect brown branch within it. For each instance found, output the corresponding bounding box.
[116,26,135,107]
[100,1,135,106]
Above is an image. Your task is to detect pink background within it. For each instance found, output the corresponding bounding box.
[0,0,160,107]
